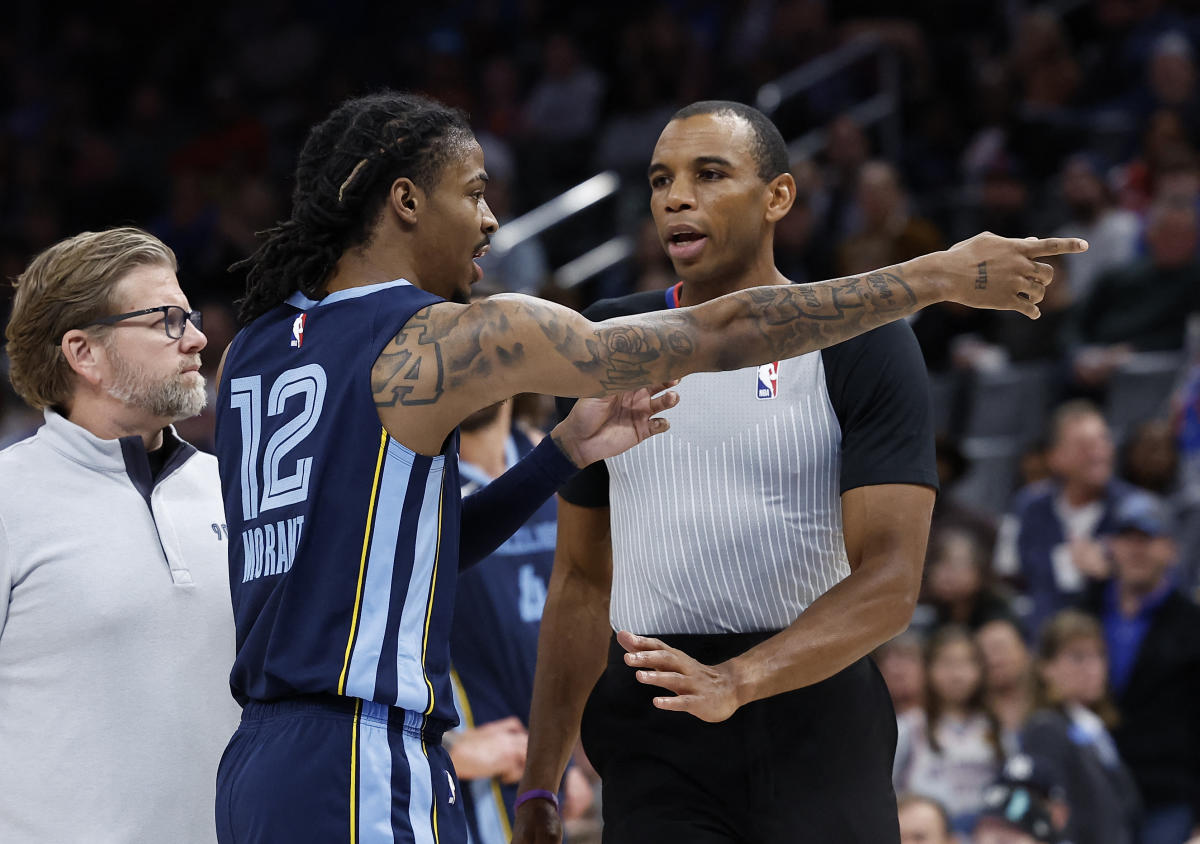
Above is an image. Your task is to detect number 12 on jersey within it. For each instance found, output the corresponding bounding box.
[229,364,329,522]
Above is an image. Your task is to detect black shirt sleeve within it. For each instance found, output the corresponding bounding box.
[821,320,939,494]
[555,290,669,509]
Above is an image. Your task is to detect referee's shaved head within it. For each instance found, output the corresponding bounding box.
[671,101,790,183]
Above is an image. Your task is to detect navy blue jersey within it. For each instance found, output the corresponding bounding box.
[215,280,465,724]
[448,428,557,842]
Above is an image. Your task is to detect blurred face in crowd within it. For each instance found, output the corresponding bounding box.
[1122,420,1179,493]
[977,620,1031,693]
[929,638,983,708]
[857,161,903,230]
[899,799,955,844]
[1110,530,1176,593]
[973,818,1039,844]
[927,533,984,607]
[100,263,207,424]
[1048,412,1113,493]
[649,112,792,286]
[1147,201,1199,269]
[1040,634,1107,706]
[1060,158,1105,218]
[877,640,925,713]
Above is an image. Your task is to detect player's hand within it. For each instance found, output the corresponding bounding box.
[551,381,679,468]
[618,630,740,723]
[936,233,1088,319]
[511,796,563,844]
[446,717,528,783]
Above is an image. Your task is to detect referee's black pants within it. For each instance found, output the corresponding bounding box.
[580,632,900,844]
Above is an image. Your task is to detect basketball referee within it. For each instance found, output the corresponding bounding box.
[515,102,1023,843]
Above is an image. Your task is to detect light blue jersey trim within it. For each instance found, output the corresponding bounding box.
[358,702,396,843]
[284,279,413,311]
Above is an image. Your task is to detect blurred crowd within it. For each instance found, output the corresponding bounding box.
[2,1,1200,842]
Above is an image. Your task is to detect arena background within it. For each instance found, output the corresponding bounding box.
[1,1,1198,840]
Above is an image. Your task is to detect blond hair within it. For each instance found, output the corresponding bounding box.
[6,228,177,410]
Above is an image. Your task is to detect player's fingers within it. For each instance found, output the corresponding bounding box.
[1019,236,1088,257]
[1031,261,1054,284]
[1013,296,1041,320]
[635,670,689,693]
[627,647,683,672]
[1020,279,1045,305]
[651,694,695,712]
[649,379,680,395]
[647,416,671,436]
[617,630,669,654]
[647,390,679,414]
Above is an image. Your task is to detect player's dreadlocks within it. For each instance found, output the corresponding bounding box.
[235,91,474,324]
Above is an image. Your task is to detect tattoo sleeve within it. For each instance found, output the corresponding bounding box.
[372,267,928,406]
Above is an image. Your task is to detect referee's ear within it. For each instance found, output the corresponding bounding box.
[764,172,796,223]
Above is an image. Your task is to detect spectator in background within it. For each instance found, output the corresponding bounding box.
[1084,491,1200,844]
[836,160,944,277]
[875,631,927,719]
[894,626,1004,835]
[1174,360,1200,595]
[916,527,1016,633]
[1052,154,1141,304]
[898,793,959,844]
[1022,610,1140,844]
[522,32,606,198]
[774,158,836,286]
[1120,418,1180,496]
[977,618,1036,749]
[931,436,999,553]
[1070,197,1200,391]
[973,778,1058,844]
[994,401,1136,636]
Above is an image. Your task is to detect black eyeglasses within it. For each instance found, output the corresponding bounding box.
[83,306,203,340]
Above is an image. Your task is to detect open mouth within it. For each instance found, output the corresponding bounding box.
[666,229,708,260]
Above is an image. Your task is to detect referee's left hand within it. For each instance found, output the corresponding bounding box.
[618,630,740,723]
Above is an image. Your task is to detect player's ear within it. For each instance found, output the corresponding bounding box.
[389,178,421,225]
[764,172,796,223]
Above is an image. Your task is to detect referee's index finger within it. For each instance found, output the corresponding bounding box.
[1020,237,1089,256]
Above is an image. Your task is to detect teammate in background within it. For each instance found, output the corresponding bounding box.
[0,228,240,842]
[212,90,1081,842]
[447,397,591,843]
[514,101,1079,844]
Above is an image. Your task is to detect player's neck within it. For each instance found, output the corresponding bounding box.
[677,254,788,307]
[324,240,420,295]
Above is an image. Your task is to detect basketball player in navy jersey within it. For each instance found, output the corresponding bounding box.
[447,395,593,843]
[514,102,1086,844]
[211,90,1083,843]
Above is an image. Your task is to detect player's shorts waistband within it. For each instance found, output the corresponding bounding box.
[239,694,452,745]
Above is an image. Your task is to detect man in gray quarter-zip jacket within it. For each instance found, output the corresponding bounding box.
[0,228,240,843]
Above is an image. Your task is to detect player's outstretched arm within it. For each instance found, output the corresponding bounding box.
[512,499,614,844]
[373,234,1084,454]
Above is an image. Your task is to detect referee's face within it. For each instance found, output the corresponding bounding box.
[648,113,776,285]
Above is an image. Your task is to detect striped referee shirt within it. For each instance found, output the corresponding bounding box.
[559,284,937,635]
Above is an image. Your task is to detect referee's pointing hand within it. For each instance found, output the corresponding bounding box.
[619,630,741,723]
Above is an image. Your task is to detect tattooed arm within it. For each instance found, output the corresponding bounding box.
[374,233,1086,454]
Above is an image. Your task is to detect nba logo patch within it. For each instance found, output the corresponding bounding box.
[757,362,779,399]
[290,313,306,348]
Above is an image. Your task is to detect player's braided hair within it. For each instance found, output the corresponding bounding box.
[234,91,473,324]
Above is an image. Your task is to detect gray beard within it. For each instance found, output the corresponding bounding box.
[106,348,207,421]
